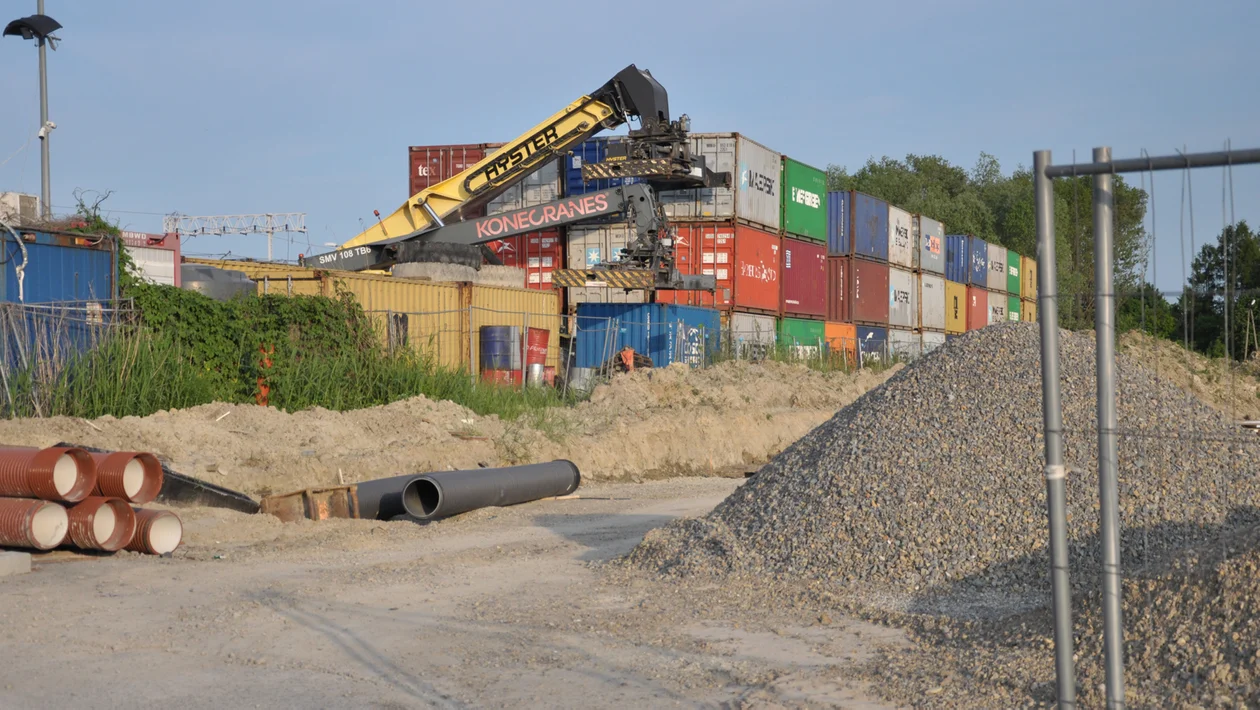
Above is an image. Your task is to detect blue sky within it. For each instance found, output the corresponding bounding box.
[0,0,1256,294]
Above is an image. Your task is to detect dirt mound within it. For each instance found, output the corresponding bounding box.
[1120,330,1260,419]
[0,360,897,498]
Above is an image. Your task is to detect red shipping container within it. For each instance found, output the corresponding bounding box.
[731,223,781,314]
[826,256,851,323]
[851,259,890,325]
[409,143,503,217]
[780,237,827,318]
[656,222,735,309]
[966,286,987,331]
[482,228,563,290]
[120,231,182,287]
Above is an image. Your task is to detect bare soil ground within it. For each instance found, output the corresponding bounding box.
[1119,331,1260,418]
[0,478,901,709]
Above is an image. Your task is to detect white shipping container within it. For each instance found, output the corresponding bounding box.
[988,290,1007,325]
[130,246,178,286]
[657,133,781,231]
[986,242,1006,291]
[888,206,914,268]
[728,312,776,359]
[565,224,646,306]
[919,273,946,331]
[915,215,945,275]
[889,328,922,361]
[922,330,947,353]
[888,266,918,329]
[486,158,561,215]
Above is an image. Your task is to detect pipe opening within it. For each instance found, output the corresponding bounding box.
[416,479,441,517]
[53,453,79,497]
[93,503,116,544]
[31,503,68,549]
[122,460,145,500]
[145,515,182,554]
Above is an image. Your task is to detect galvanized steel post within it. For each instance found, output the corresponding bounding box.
[37,0,51,219]
[1034,149,1076,709]
[1092,146,1125,708]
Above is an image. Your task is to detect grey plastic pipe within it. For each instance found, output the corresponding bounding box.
[355,460,581,521]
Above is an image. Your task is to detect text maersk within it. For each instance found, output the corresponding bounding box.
[791,187,821,209]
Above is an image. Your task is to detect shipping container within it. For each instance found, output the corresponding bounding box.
[483,228,564,290]
[777,317,825,358]
[944,234,969,284]
[565,224,647,306]
[988,290,1007,325]
[916,215,945,275]
[1007,295,1021,322]
[919,273,946,332]
[1006,249,1021,295]
[470,285,563,371]
[2,230,116,303]
[952,235,988,286]
[1020,255,1038,300]
[922,330,946,354]
[656,222,734,309]
[562,136,639,197]
[966,285,987,331]
[781,157,827,241]
[658,133,781,231]
[852,192,889,261]
[852,259,890,325]
[827,190,850,256]
[945,280,967,334]
[888,205,914,269]
[986,242,1006,292]
[889,328,921,361]
[856,325,889,365]
[1021,298,1037,323]
[826,256,851,323]
[572,303,720,369]
[486,158,561,216]
[824,321,857,367]
[946,334,962,343]
[780,237,827,318]
[727,311,776,359]
[409,143,502,218]
[121,231,181,287]
[888,266,918,329]
[730,223,781,314]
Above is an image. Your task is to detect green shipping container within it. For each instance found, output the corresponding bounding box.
[781,157,828,242]
[1006,248,1021,295]
[1007,295,1021,322]
[777,317,826,347]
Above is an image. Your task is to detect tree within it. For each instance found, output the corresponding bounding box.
[1178,221,1260,360]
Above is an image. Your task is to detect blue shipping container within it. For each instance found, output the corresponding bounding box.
[852,192,889,261]
[827,190,850,255]
[563,137,640,197]
[856,325,889,365]
[945,234,969,284]
[574,303,720,369]
[1,231,115,304]
[967,235,988,286]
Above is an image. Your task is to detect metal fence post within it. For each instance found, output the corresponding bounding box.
[468,306,476,386]
[1093,146,1126,709]
[1035,149,1077,709]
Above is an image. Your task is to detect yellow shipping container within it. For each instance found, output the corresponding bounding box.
[1020,255,1038,301]
[945,280,967,334]
[467,285,562,371]
[1021,298,1037,323]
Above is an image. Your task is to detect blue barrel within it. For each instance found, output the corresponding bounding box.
[479,326,521,371]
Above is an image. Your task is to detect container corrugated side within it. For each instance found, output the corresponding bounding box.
[486,158,561,216]
[3,231,115,303]
[731,224,781,314]
[658,133,781,231]
[852,192,889,261]
[122,231,182,287]
[573,303,720,369]
[852,259,890,325]
[888,266,917,329]
[889,328,921,361]
[945,280,967,334]
[919,273,946,331]
[655,222,734,309]
[409,143,503,216]
[888,205,914,269]
[780,157,827,241]
[728,311,776,359]
[826,256,851,323]
[1007,295,1021,322]
[966,286,987,331]
[779,237,827,318]
[562,136,639,198]
[967,236,988,286]
[470,285,562,371]
[857,325,889,365]
[988,290,1007,325]
[824,321,857,367]
[777,317,825,358]
[1020,255,1038,300]
[483,228,564,290]
[986,243,1006,292]
[922,330,946,354]
[565,224,647,306]
[1006,249,1021,295]
[1021,298,1037,323]
[827,190,850,255]
[916,215,945,275]
[945,234,968,283]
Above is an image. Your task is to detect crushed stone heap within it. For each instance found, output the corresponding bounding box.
[627,322,1260,597]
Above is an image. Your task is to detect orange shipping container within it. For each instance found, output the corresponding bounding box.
[657,222,735,308]
[966,286,988,332]
[731,223,781,314]
[945,280,967,334]
[824,321,857,368]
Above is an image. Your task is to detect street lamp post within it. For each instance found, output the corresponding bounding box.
[4,3,63,219]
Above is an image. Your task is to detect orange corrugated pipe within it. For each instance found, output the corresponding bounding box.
[67,497,137,552]
[90,451,163,504]
[125,508,182,555]
[0,446,97,502]
[0,497,69,550]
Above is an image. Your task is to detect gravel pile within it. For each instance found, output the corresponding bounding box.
[627,321,1260,602]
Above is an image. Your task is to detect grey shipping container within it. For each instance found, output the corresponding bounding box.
[915,215,945,275]
[888,205,914,269]
[565,224,647,306]
[922,330,946,354]
[889,328,922,361]
[986,242,1006,292]
[486,158,562,215]
[657,133,781,231]
[919,273,946,331]
[888,266,918,329]
[728,311,776,359]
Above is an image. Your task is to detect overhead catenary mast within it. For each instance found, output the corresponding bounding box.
[162,213,306,261]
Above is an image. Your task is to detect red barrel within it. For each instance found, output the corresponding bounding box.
[482,370,522,386]
[543,366,556,386]
[525,327,549,367]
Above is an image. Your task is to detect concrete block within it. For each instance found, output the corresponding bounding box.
[0,551,32,577]
[392,262,526,289]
